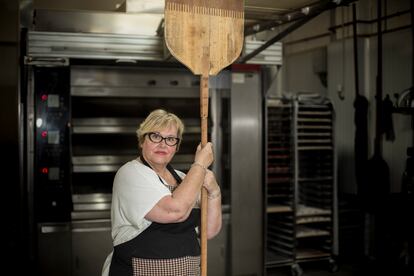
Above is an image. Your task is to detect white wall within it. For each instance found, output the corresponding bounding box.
[274,0,413,194]
[281,47,328,96]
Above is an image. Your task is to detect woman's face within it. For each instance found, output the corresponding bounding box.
[141,125,178,167]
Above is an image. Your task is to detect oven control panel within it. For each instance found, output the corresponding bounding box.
[34,67,71,222]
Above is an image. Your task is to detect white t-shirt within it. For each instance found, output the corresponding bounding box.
[101,159,186,276]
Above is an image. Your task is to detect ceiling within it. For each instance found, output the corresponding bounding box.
[28,0,351,63]
[244,0,329,34]
[33,0,322,14]
[136,0,335,37]
[120,0,324,31]
[32,0,325,36]
[245,0,323,20]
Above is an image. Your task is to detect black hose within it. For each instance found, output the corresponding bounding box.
[411,0,414,145]
[352,2,369,197]
[352,3,360,97]
[375,0,383,154]
[411,0,414,86]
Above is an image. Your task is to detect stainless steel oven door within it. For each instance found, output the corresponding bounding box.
[72,219,112,276]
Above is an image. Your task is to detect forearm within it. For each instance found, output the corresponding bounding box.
[206,190,222,239]
[171,164,206,214]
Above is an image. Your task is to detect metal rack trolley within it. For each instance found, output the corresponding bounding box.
[264,96,338,276]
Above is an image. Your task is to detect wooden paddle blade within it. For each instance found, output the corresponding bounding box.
[165,0,244,76]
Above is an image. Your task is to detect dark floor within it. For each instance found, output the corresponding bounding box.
[267,257,413,276]
[264,193,413,276]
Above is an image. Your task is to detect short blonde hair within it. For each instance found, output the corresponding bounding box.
[136,109,184,149]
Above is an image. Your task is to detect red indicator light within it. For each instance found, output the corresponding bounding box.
[41,167,49,174]
[41,131,48,138]
[41,94,48,101]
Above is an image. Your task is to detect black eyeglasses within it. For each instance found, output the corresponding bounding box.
[145,132,180,146]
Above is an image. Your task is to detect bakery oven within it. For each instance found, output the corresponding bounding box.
[27,61,234,275]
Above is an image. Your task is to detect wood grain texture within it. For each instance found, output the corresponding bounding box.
[167,0,243,13]
[165,0,244,76]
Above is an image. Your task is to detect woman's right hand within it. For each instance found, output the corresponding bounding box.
[194,142,214,168]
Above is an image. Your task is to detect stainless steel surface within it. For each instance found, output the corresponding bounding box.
[72,219,111,230]
[38,222,71,276]
[71,154,194,173]
[41,224,71,233]
[71,86,200,98]
[72,117,136,134]
[70,65,200,97]
[72,118,201,134]
[72,156,135,166]
[72,193,111,203]
[33,9,164,37]
[28,28,284,66]
[73,203,111,211]
[72,164,122,173]
[26,63,36,265]
[207,213,230,276]
[231,70,263,276]
[210,71,231,190]
[72,227,111,233]
[24,56,70,66]
[28,30,163,60]
[71,211,111,220]
[68,65,208,192]
[71,220,112,276]
[71,194,112,220]
[71,65,198,88]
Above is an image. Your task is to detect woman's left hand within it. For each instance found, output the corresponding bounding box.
[203,170,220,196]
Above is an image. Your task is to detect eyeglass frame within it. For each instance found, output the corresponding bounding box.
[144,132,180,147]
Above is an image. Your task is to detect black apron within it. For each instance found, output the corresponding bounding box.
[109,158,200,276]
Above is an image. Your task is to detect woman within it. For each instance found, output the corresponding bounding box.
[102,109,222,276]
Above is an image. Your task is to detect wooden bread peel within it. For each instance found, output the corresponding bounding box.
[164,1,244,275]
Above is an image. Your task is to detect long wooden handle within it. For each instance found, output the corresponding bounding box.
[200,74,209,276]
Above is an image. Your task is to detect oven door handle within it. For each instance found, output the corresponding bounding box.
[72,227,111,233]
[41,224,70,233]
